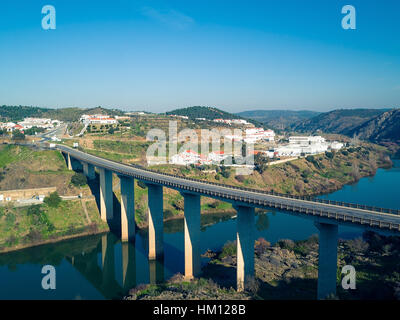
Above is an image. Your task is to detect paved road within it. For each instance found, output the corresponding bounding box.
[57,144,400,233]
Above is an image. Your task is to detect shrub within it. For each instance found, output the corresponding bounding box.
[208,201,218,209]
[25,228,43,242]
[346,237,369,254]
[235,175,246,183]
[44,192,61,208]
[12,130,25,141]
[137,180,147,189]
[219,240,236,259]
[172,199,184,211]
[221,169,231,179]
[27,205,42,216]
[255,237,270,254]
[325,151,334,159]
[71,172,87,187]
[277,239,295,250]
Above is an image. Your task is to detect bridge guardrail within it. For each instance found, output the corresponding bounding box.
[59,145,400,217]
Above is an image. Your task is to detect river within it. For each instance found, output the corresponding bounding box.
[0,160,398,299]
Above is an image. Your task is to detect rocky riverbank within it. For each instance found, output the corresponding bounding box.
[125,232,400,300]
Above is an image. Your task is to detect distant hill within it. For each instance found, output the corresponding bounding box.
[348,109,400,143]
[166,106,243,120]
[237,110,320,130]
[165,106,263,127]
[291,109,388,135]
[0,105,124,122]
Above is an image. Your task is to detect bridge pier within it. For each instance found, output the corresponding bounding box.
[235,205,255,292]
[67,154,73,170]
[82,162,96,180]
[147,183,164,260]
[120,176,135,242]
[182,192,201,279]
[99,168,113,222]
[315,222,338,300]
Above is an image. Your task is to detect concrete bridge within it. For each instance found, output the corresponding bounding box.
[58,144,400,299]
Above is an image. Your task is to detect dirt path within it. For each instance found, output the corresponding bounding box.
[80,199,92,224]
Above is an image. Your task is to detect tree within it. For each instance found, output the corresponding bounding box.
[71,172,87,187]
[12,130,25,141]
[220,166,231,178]
[325,151,334,159]
[254,153,268,174]
[44,192,61,208]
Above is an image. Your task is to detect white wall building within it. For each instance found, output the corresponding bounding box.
[275,135,342,157]
[80,114,117,125]
[289,136,326,146]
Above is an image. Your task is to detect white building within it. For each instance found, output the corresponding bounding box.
[18,118,53,130]
[289,136,325,146]
[212,118,249,126]
[244,128,275,143]
[329,141,344,150]
[80,114,117,125]
[207,151,229,163]
[275,135,342,157]
[169,149,232,166]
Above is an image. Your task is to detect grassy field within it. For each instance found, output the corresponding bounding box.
[0,144,109,252]
[0,199,108,252]
[0,144,89,195]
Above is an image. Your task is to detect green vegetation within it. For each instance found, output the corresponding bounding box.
[43,192,61,208]
[71,172,87,187]
[0,199,107,252]
[11,130,25,141]
[93,140,151,157]
[0,105,124,122]
[166,106,244,121]
[23,126,46,136]
[219,240,236,259]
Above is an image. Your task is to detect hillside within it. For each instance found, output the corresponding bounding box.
[0,144,89,195]
[292,109,388,135]
[0,144,108,252]
[166,106,242,120]
[237,110,320,130]
[0,105,124,122]
[348,109,400,144]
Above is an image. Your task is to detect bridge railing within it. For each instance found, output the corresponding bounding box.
[60,145,400,216]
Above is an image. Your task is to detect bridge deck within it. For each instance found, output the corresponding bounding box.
[58,145,400,233]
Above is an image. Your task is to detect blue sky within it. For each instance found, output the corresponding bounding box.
[0,0,399,112]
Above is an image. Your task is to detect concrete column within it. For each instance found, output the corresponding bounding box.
[315,222,338,300]
[67,154,73,170]
[99,167,113,222]
[82,162,95,180]
[147,183,163,260]
[182,192,201,279]
[236,205,255,292]
[120,176,135,242]
[121,242,136,290]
